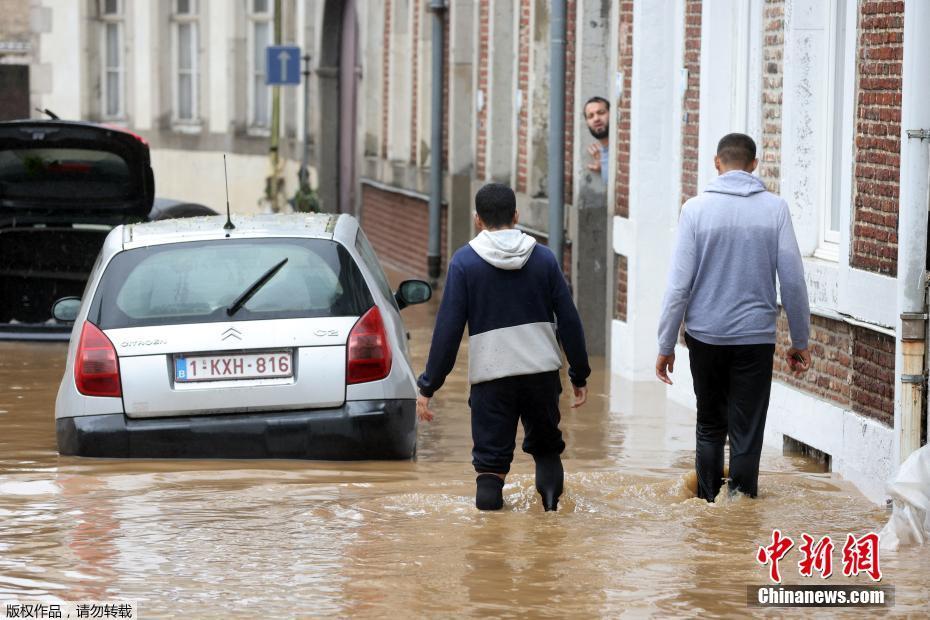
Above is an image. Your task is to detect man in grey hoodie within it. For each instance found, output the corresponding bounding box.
[655,133,812,502]
[417,183,590,511]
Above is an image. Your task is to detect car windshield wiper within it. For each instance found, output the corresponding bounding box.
[226,257,288,316]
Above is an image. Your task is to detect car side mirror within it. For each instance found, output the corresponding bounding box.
[52,297,81,323]
[394,280,432,310]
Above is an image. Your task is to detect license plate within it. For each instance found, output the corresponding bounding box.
[174,351,293,382]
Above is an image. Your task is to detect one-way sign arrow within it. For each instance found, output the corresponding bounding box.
[266,45,301,85]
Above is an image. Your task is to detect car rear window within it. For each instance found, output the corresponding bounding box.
[88,238,374,329]
[0,147,132,200]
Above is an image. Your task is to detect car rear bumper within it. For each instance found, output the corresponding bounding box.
[56,399,417,459]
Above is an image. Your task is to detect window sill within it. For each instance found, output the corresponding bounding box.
[247,126,271,138]
[171,121,204,135]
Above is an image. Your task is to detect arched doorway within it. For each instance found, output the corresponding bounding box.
[319,0,358,214]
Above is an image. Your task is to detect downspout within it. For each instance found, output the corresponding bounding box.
[547,0,567,264]
[427,0,447,285]
[896,0,930,462]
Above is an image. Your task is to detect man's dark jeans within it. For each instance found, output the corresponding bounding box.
[469,370,565,474]
[685,332,776,501]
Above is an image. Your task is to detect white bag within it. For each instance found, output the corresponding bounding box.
[879,444,930,551]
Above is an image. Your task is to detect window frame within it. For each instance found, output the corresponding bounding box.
[246,0,274,132]
[99,1,125,120]
[171,0,201,126]
[814,0,851,261]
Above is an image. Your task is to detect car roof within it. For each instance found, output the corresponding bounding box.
[121,213,352,248]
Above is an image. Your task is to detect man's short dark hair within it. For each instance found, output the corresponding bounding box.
[583,96,610,114]
[475,183,516,228]
[716,133,756,166]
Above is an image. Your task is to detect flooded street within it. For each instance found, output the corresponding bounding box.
[0,288,927,618]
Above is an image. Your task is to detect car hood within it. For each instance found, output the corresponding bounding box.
[0,120,154,225]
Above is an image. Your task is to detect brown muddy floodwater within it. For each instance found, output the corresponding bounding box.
[0,283,927,618]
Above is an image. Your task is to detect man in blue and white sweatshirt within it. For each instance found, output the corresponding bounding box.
[656,133,812,502]
[417,183,590,512]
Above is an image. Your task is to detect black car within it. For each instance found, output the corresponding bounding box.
[0,120,214,340]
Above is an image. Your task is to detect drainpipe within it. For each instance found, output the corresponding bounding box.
[896,0,930,462]
[547,0,567,265]
[427,0,447,285]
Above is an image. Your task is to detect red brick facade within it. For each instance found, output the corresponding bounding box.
[381,0,392,159]
[851,0,903,276]
[774,313,894,426]
[475,0,490,180]
[760,0,784,193]
[361,185,448,278]
[515,0,531,194]
[442,6,450,171]
[409,2,420,166]
[563,0,576,204]
[614,254,628,322]
[614,1,633,218]
[681,0,702,204]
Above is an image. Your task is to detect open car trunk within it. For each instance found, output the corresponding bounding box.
[0,120,154,340]
[0,226,110,339]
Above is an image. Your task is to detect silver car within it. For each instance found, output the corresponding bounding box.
[52,213,431,459]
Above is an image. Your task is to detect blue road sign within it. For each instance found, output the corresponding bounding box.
[266,45,301,85]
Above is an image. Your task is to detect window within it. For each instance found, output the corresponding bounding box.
[247,0,273,129]
[172,0,200,123]
[816,0,851,260]
[90,239,375,329]
[99,0,124,119]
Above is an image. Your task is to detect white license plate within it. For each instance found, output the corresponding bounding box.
[174,351,293,382]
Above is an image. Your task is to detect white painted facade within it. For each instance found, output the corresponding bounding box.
[30,0,317,214]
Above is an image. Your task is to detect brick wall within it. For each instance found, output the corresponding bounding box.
[410,2,420,166]
[563,0,576,204]
[361,185,448,279]
[759,0,784,193]
[851,0,903,276]
[475,0,490,179]
[614,254,628,322]
[442,5,450,171]
[381,0,392,159]
[516,0,531,193]
[681,0,702,204]
[773,313,894,426]
[614,1,633,218]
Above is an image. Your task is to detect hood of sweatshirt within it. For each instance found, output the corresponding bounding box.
[468,228,537,270]
[704,170,767,197]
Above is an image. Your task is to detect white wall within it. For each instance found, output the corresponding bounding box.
[610,0,686,380]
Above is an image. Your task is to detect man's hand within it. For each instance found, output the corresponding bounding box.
[571,385,588,408]
[416,393,435,422]
[786,347,811,376]
[586,143,601,172]
[656,353,675,385]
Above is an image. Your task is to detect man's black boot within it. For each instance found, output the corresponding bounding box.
[475,474,505,510]
[535,454,564,512]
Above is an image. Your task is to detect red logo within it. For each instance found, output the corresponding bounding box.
[756,529,795,583]
[798,534,834,579]
[841,533,882,581]
[757,530,882,583]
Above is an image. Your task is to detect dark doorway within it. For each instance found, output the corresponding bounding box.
[320,0,359,215]
[0,66,29,121]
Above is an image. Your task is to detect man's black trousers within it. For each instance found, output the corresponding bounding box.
[685,333,776,501]
[469,370,565,474]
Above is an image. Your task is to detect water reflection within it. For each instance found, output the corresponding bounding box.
[0,281,927,617]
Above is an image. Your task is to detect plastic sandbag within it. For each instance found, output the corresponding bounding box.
[879,444,930,551]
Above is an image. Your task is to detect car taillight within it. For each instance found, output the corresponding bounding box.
[74,321,122,398]
[346,306,392,384]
